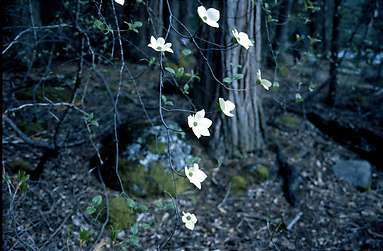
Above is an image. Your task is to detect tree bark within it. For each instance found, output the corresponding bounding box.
[197,0,264,160]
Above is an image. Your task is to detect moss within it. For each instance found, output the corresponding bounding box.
[146,136,167,154]
[276,114,301,129]
[15,86,72,102]
[255,164,269,181]
[109,196,137,230]
[18,119,47,135]
[230,175,248,193]
[120,160,148,197]
[9,159,33,173]
[278,65,289,77]
[119,160,189,198]
[148,161,190,196]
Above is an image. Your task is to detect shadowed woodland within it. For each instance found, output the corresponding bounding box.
[2,0,383,250]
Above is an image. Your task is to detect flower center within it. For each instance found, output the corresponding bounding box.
[203,16,207,21]
[186,216,191,221]
[193,122,198,127]
[156,46,162,50]
[188,171,193,177]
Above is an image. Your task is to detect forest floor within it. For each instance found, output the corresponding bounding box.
[2,60,383,251]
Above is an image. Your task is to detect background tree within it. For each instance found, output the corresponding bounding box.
[193,0,264,160]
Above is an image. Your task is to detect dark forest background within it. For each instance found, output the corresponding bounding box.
[2,0,383,250]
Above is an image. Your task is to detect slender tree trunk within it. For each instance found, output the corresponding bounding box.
[321,0,328,56]
[198,0,264,160]
[273,0,294,54]
[326,0,341,106]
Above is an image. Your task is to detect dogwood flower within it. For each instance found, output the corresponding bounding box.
[182,212,198,230]
[256,69,272,90]
[147,36,174,53]
[232,29,253,50]
[114,0,124,5]
[197,6,220,28]
[219,98,235,117]
[185,163,207,189]
[187,109,212,138]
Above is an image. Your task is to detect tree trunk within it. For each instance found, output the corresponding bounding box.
[326,0,341,106]
[197,0,264,160]
[321,0,328,55]
[272,0,294,55]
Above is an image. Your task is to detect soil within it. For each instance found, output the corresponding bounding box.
[2,61,383,251]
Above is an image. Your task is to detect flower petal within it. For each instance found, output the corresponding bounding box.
[205,19,219,28]
[150,36,156,45]
[218,98,226,111]
[206,8,220,22]
[191,180,202,189]
[225,100,235,111]
[197,126,210,137]
[260,79,272,90]
[165,47,174,53]
[115,0,124,5]
[192,126,202,138]
[197,6,207,20]
[195,169,207,183]
[185,222,195,230]
[184,166,191,179]
[157,37,165,46]
[187,115,194,128]
[195,109,205,119]
[199,117,212,128]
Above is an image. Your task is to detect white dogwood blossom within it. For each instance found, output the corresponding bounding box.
[187,109,212,138]
[232,29,253,50]
[182,212,198,230]
[147,36,174,53]
[114,0,124,5]
[219,98,235,117]
[197,6,220,28]
[256,69,272,90]
[185,163,207,189]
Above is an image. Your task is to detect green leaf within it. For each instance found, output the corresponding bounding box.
[233,73,244,80]
[86,206,96,215]
[175,67,185,78]
[182,49,192,56]
[125,20,143,33]
[165,67,176,75]
[223,77,232,83]
[148,57,156,66]
[183,84,190,94]
[129,235,139,246]
[126,198,137,209]
[91,195,103,206]
[79,228,91,242]
[130,223,138,235]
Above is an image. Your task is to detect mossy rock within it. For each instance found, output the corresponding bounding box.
[8,159,34,173]
[119,160,190,198]
[109,196,137,230]
[230,175,248,194]
[148,161,190,196]
[146,135,167,154]
[276,114,301,129]
[120,160,149,197]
